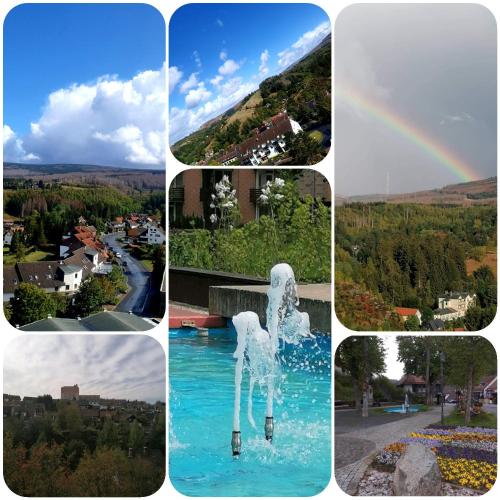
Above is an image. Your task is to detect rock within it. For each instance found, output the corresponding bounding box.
[393,444,442,496]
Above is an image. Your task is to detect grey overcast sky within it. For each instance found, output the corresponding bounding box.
[335,4,496,196]
[4,335,166,403]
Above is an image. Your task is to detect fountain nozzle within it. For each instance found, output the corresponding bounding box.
[231,431,241,456]
[265,416,274,442]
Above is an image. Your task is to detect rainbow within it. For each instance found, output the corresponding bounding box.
[336,84,480,183]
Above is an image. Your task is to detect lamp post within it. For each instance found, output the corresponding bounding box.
[440,351,446,425]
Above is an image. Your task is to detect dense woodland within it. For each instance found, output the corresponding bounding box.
[172,35,331,165]
[4,398,165,496]
[5,185,165,243]
[335,203,497,330]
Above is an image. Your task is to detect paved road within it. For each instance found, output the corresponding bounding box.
[335,405,454,494]
[483,403,497,416]
[103,233,151,315]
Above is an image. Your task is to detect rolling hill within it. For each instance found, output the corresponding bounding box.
[3,162,165,191]
[171,33,332,165]
[337,176,496,206]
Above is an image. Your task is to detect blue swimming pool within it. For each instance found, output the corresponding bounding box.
[169,327,331,496]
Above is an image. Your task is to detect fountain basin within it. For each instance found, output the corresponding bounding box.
[383,404,423,414]
[169,326,331,496]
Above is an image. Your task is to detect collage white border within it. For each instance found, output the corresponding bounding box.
[0,0,498,499]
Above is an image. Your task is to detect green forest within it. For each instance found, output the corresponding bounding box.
[335,203,497,331]
[172,35,331,165]
[4,398,165,496]
[4,185,165,243]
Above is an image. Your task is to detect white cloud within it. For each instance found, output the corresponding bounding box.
[218,59,240,75]
[210,75,224,86]
[4,65,166,167]
[185,83,212,109]
[179,72,199,93]
[193,50,202,69]
[170,78,258,143]
[3,125,40,162]
[278,21,331,68]
[259,49,270,77]
[169,66,183,94]
[216,18,223,28]
[219,50,228,61]
[4,335,166,403]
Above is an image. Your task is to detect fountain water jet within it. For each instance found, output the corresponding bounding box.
[232,263,313,456]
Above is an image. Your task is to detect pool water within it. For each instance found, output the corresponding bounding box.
[169,327,331,496]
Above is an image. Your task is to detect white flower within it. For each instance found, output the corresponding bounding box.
[209,203,215,209]
[211,194,216,200]
[210,214,218,223]
[274,177,285,187]
[275,194,284,200]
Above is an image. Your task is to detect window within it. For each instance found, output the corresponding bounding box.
[75,273,78,278]
[66,285,70,290]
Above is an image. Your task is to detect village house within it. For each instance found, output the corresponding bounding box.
[397,374,427,395]
[169,169,331,226]
[436,292,476,319]
[216,112,303,166]
[433,307,461,322]
[473,375,497,403]
[394,307,422,325]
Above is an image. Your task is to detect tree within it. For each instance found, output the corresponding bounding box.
[287,131,323,165]
[444,336,496,424]
[97,419,121,450]
[335,336,386,416]
[151,244,166,286]
[128,420,145,451]
[72,277,107,317]
[404,315,420,331]
[9,283,56,327]
[397,336,441,405]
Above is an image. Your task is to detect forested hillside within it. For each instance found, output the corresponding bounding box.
[335,201,497,330]
[172,34,331,165]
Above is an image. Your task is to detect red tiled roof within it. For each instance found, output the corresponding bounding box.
[398,374,426,386]
[395,307,419,316]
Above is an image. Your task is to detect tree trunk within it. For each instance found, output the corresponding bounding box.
[352,377,361,411]
[362,381,369,418]
[425,345,432,405]
[464,364,474,425]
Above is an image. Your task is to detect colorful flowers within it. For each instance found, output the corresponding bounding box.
[437,457,496,491]
[381,424,497,492]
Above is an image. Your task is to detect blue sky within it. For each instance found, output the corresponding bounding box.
[4,335,166,403]
[169,3,331,143]
[4,3,166,167]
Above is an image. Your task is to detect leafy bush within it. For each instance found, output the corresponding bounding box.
[169,195,330,282]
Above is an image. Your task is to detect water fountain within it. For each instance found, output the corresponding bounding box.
[404,392,410,414]
[232,263,314,456]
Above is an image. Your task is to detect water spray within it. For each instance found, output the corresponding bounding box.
[231,264,313,456]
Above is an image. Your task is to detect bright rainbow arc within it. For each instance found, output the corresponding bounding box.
[336,84,480,183]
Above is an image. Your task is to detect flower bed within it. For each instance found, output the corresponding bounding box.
[374,424,497,492]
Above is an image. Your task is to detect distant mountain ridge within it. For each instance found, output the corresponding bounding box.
[336,176,496,206]
[3,162,165,191]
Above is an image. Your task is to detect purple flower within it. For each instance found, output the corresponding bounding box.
[436,445,497,464]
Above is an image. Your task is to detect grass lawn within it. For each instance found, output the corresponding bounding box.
[309,130,324,143]
[140,259,153,272]
[3,247,55,266]
[440,409,497,429]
